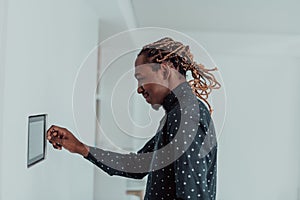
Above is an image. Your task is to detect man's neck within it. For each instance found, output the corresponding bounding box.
[168,78,186,91]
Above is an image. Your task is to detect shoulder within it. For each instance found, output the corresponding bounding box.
[179,98,214,132]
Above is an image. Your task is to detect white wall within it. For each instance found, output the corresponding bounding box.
[187,32,300,200]
[84,1,145,199]
[95,38,139,200]
[217,55,299,200]
[0,0,99,199]
[0,0,8,198]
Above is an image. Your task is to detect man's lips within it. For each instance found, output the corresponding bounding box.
[143,92,149,99]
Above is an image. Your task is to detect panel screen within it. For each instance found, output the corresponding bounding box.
[27,114,47,167]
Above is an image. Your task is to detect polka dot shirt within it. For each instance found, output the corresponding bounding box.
[85,82,217,200]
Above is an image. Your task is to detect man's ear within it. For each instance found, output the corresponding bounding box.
[161,63,170,79]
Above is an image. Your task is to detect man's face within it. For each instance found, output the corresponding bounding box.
[134,55,170,110]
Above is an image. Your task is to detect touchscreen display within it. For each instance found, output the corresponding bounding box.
[27,114,46,167]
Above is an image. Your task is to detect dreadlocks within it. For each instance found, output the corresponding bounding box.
[138,37,221,114]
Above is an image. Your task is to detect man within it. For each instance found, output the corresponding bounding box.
[48,37,220,200]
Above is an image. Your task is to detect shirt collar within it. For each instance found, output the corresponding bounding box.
[162,82,193,112]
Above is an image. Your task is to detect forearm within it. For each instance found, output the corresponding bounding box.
[84,146,149,179]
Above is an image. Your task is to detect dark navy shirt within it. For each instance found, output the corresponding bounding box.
[85,82,217,200]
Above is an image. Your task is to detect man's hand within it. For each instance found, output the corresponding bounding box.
[47,125,89,157]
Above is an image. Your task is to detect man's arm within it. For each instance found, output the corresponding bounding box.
[47,125,149,179]
[85,147,149,179]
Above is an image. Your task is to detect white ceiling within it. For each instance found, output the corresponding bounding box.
[87,0,300,57]
[131,0,300,35]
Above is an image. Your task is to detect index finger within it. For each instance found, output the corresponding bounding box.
[47,125,66,139]
[47,125,55,138]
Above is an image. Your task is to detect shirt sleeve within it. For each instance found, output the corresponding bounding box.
[84,135,158,180]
